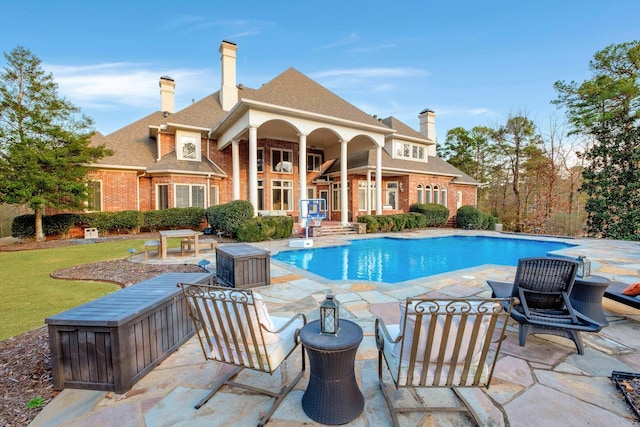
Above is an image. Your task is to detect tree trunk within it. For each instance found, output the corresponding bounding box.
[34,207,45,242]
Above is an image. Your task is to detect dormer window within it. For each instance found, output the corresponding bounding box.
[394,141,426,161]
[176,130,201,161]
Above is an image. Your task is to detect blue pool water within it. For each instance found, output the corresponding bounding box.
[273,236,575,283]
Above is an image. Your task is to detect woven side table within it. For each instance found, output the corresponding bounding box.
[299,319,364,425]
[571,275,611,327]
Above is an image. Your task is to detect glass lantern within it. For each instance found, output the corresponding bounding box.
[577,255,591,278]
[320,295,339,336]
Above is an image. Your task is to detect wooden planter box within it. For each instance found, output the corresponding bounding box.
[215,243,271,288]
[45,272,212,394]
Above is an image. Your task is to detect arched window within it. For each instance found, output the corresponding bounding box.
[433,186,439,205]
[441,186,447,207]
[417,184,424,204]
[425,185,432,203]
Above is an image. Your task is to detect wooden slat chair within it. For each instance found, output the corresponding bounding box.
[375,298,513,426]
[179,283,306,426]
[487,257,602,355]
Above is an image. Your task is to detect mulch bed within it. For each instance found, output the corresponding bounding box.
[0,236,208,426]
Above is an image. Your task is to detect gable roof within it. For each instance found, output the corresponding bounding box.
[92,111,166,169]
[242,67,386,128]
[382,116,429,141]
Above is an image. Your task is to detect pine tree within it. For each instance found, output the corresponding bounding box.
[0,46,111,241]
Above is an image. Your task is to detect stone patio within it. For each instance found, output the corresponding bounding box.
[31,230,640,426]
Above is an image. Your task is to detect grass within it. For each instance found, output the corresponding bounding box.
[0,237,185,341]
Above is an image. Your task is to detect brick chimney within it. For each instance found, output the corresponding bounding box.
[159,76,175,114]
[219,40,238,111]
[418,108,437,156]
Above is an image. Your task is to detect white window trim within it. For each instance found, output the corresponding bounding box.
[156,183,169,210]
[176,130,202,162]
[307,153,322,171]
[271,148,293,173]
[210,185,219,207]
[394,141,427,161]
[174,183,206,208]
[271,179,294,211]
[86,180,103,212]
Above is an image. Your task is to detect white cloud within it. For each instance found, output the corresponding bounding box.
[45,62,214,110]
[314,32,360,50]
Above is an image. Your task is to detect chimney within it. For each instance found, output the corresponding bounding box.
[219,40,238,111]
[159,76,175,114]
[418,108,437,156]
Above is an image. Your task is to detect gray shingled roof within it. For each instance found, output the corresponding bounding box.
[93,112,166,168]
[242,68,386,128]
[147,152,226,176]
[381,116,429,141]
[323,148,479,185]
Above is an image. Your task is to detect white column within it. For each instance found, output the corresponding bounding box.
[376,145,383,214]
[231,140,240,200]
[340,139,349,225]
[248,126,258,213]
[366,170,371,215]
[298,133,307,202]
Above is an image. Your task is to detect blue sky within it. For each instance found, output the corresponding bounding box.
[2,1,640,142]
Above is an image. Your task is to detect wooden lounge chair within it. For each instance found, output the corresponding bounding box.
[375,298,513,426]
[179,283,306,426]
[487,257,602,355]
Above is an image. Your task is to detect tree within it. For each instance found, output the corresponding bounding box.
[491,114,542,232]
[0,46,111,241]
[554,41,640,240]
[440,126,494,182]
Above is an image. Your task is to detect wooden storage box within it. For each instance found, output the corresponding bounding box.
[215,243,271,288]
[45,272,212,393]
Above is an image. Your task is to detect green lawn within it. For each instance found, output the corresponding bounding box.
[0,238,172,341]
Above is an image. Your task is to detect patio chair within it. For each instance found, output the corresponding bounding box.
[487,257,602,355]
[375,298,513,426]
[179,283,306,426]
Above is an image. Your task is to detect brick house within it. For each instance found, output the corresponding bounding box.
[86,40,478,224]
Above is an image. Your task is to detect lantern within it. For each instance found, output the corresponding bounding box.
[577,255,591,278]
[320,295,340,336]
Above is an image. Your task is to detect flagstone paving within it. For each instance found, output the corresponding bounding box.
[31,230,640,426]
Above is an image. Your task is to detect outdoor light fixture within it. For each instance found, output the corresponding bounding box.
[577,255,591,278]
[128,248,137,260]
[320,295,339,336]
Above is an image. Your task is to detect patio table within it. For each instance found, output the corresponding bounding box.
[299,319,364,425]
[570,275,611,327]
[159,229,200,260]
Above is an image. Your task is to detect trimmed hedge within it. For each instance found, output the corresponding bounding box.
[206,200,254,238]
[142,207,204,231]
[456,205,499,230]
[12,213,82,239]
[409,203,450,227]
[357,212,428,233]
[82,210,144,233]
[236,215,294,242]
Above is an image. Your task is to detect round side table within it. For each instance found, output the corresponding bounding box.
[299,319,364,425]
[570,275,611,327]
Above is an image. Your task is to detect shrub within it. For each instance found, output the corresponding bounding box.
[375,215,394,232]
[409,203,450,227]
[408,212,427,229]
[142,207,204,231]
[390,214,408,232]
[357,215,379,233]
[12,213,83,239]
[236,215,293,242]
[206,200,254,237]
[456,205,497,230]
[82,210,144,233]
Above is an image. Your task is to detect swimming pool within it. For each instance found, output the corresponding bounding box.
[273,236,575,283]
